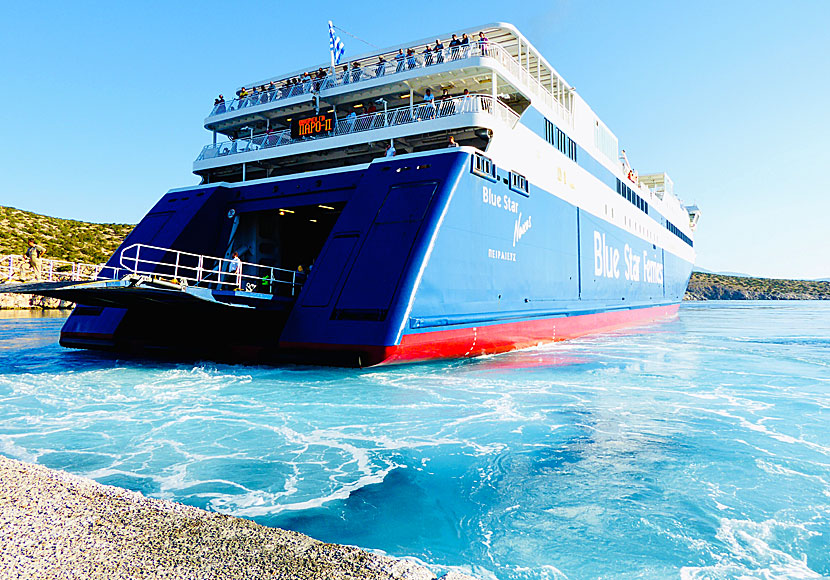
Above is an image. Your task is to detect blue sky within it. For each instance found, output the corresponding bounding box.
[1,1,828,279]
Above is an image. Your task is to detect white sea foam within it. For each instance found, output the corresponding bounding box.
[681,518,822,580]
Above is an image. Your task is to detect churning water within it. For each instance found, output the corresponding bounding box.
[1,302,828,579]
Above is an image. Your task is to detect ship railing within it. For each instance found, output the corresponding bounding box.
[197,94,520,162]
[208,42,570,123]
[1,254,120,283]
[119,244,304,296]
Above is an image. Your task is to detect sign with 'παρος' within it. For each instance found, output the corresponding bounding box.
[291,112,335,139]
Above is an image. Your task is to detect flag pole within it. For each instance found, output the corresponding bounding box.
[328,21,336,76]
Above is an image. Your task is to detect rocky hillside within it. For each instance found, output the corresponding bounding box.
[685,272,830,300]
[0,206,133,264]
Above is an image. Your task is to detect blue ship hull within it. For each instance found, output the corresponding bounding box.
[60,149,692,366]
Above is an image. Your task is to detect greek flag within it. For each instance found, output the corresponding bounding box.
[328,21,345,65]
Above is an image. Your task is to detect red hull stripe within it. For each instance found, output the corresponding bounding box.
[282,303,679,366]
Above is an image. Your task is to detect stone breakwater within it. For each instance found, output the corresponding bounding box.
[0,256,74,309]
[0,455,476,580]
[0,290,71,310]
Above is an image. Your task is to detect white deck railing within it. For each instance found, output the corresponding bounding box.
[197,94,519,162]
[1,255,119,283]
[119,244,304,295]
[208,42,571,124]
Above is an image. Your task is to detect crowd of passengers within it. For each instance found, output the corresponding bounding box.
[214,86,485,156]
[214,89,490,156]
[212,32,490,114]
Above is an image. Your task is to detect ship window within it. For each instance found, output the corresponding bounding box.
[471,152,497,181]
[544,119,577,162]
[665,219,693,247]
[509,171,529,196]
[615,179,650,216]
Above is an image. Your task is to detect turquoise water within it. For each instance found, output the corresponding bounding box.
[1,302,828,579]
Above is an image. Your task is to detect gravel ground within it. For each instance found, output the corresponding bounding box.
[0,455,475,580]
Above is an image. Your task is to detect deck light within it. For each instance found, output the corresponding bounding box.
[318,205,335,210]
[279,208,295,214]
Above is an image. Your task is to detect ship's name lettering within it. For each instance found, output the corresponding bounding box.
[482,186,518,213]
[513,213,531,247]
[488,248,516,262]
[594,231,620,279]
[594,231,663,284]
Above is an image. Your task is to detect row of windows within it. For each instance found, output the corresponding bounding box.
[615,179,649,215]
[666,220,693,247]
[471,153,529,196]
[544,119,577,163]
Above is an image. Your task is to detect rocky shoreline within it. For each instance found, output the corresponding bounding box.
[684,272,830,301]
[0,455,474,580]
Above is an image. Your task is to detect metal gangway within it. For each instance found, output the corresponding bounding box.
[118,244,304,296]
[3,244,305,298]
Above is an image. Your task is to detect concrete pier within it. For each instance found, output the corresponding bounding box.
[0,455,475,580]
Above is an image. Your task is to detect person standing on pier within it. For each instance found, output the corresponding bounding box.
[24,238,46,281]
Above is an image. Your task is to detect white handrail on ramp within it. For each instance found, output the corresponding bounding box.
[119,244,303,295]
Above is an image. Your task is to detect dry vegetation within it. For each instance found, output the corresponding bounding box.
[0,206,133,264]
[686,271,830,300]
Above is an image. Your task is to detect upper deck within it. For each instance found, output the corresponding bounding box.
[205,23,575,133]
[194,24,578,183]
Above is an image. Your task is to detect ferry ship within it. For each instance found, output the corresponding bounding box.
[14,23,699,366]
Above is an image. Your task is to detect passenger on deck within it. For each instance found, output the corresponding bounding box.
[447,135,459,147]
[258,85,269,104]
[366,101,377,114]
[342,64,350,84]
[422,45,433,66]
[237,87,250,108]
[385,142,396,157]
[461,89,475,113]
[460,33,470,57]
[265,126,277,147]
[439,88,453,116]
[420,88,436,120]
[290,78,303,97]
[449,34,461,59]
[406,48,417,69]
[478,31,489,54]
[434,39,445,64]
[351,61,362,83]
[375,55,386,77]
[395,49,405,72]
[345,109,357,132]
[313,68,327,91]
[214,94,226,114]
